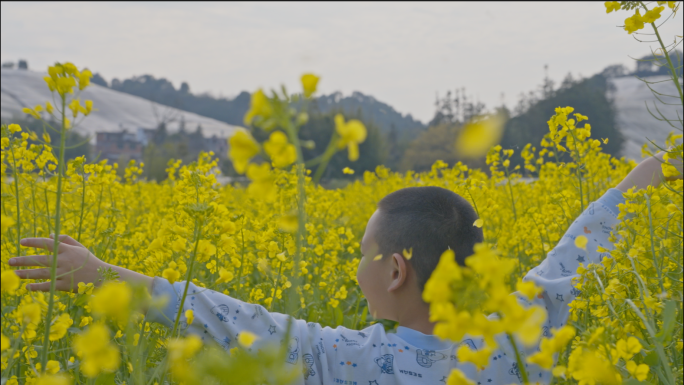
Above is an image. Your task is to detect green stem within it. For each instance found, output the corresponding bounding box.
[76,170,87,242]
[283,119,306,315]
[269,260,283,311]
[237,223,246,298]
[9,142,21,259]
[507,332,530,384]
[40,93,67,371]
[170,220,202,338]
[503,165,518,221]
[312,134,339,184]
[646,196,665,293]
[642,2,684,104]
[625,299,676,385]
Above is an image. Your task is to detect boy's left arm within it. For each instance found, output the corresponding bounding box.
[523,152,682,330]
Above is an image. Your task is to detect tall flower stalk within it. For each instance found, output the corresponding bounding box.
[19,62,95,371]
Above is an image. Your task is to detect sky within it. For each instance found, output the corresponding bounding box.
[2,2,682,123]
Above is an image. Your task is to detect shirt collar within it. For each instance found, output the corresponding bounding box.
[395,326,453,351]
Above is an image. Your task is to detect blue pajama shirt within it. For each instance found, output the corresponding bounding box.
[147,188,626,384]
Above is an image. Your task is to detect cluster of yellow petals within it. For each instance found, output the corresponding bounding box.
[605,1,676,34]
[334,114,367,161]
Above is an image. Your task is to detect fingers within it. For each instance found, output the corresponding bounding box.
[14,268,51,280]
[49,234,85,248]
[9,255,53,268]
[27,282,52,292]
[20,238,68,252]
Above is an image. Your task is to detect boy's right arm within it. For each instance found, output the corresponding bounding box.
[10,236,385,383]
[11,234,153,293]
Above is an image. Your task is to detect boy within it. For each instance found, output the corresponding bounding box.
[10,152,682,384]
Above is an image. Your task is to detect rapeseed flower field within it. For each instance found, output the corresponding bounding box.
[1,2,682,384]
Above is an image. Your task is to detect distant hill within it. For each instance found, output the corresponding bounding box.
[312,91,426,140]
[96,74,427,139]
[500,51,682,160]
[1,69,241,140]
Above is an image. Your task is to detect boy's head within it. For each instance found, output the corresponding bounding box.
[357,186,483,321]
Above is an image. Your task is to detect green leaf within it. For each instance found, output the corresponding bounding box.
[644,350,659,367]
[94,372,116,385]
[656,300,677,344]
[622,379,648,385]
[334,304,344,326]
[359,305,368,328]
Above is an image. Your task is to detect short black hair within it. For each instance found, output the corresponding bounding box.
[375,186,483,290]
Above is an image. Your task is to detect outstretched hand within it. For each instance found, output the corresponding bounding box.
[10,235,107,292]
[10,234,153,292]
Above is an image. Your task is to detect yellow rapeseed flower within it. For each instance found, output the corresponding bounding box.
[624,10,645,34]
[301,73,320,98]
[162,267,181,284]
[604,1,621,13]
[455,113,506,158]
[49,313,73,341]
[457,344,491,368]
[238,331,258,347]
[1,270,20,294]
[516,280,542,300]
[72,324,120,378]
[626,360,649,381]
[185,309,194,325]
[216,267,234,284]
[228,131,260,174]
[263,131,297,168]
[90,281,132,323]
[1,333,9,351]
[335,114,367,161]
[246,163,276,200]
[34,374,71,385]
[575,235,588,250]
[642,6,665,23]
[243,89,273,126]
[447,368,475,385]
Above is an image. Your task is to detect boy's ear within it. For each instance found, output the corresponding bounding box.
[387,253,407,292]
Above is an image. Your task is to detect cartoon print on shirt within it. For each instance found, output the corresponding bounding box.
[213,336,231,351]
[558,262,573,276]
[340,334,361,347]
[374,353,394,374]
[211,304,231,322]
[286,337,299,364]
[302,353,316,379]
[509,362,522,382]
[251,304,264,319]
[570,287,582,297]
[416,349,447,368]
[315,340,326,360]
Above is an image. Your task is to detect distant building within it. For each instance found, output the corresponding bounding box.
[95,129,147,163]
[205,134,228,157]
[95,127,227,164]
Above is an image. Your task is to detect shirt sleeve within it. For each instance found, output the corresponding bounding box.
[145,277,388,384]
[468,188,626,384]
[522,188,624,330]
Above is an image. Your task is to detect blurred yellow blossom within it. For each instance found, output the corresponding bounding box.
[301,73,320,98]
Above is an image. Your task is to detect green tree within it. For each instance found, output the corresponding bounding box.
[501,73,623,156]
